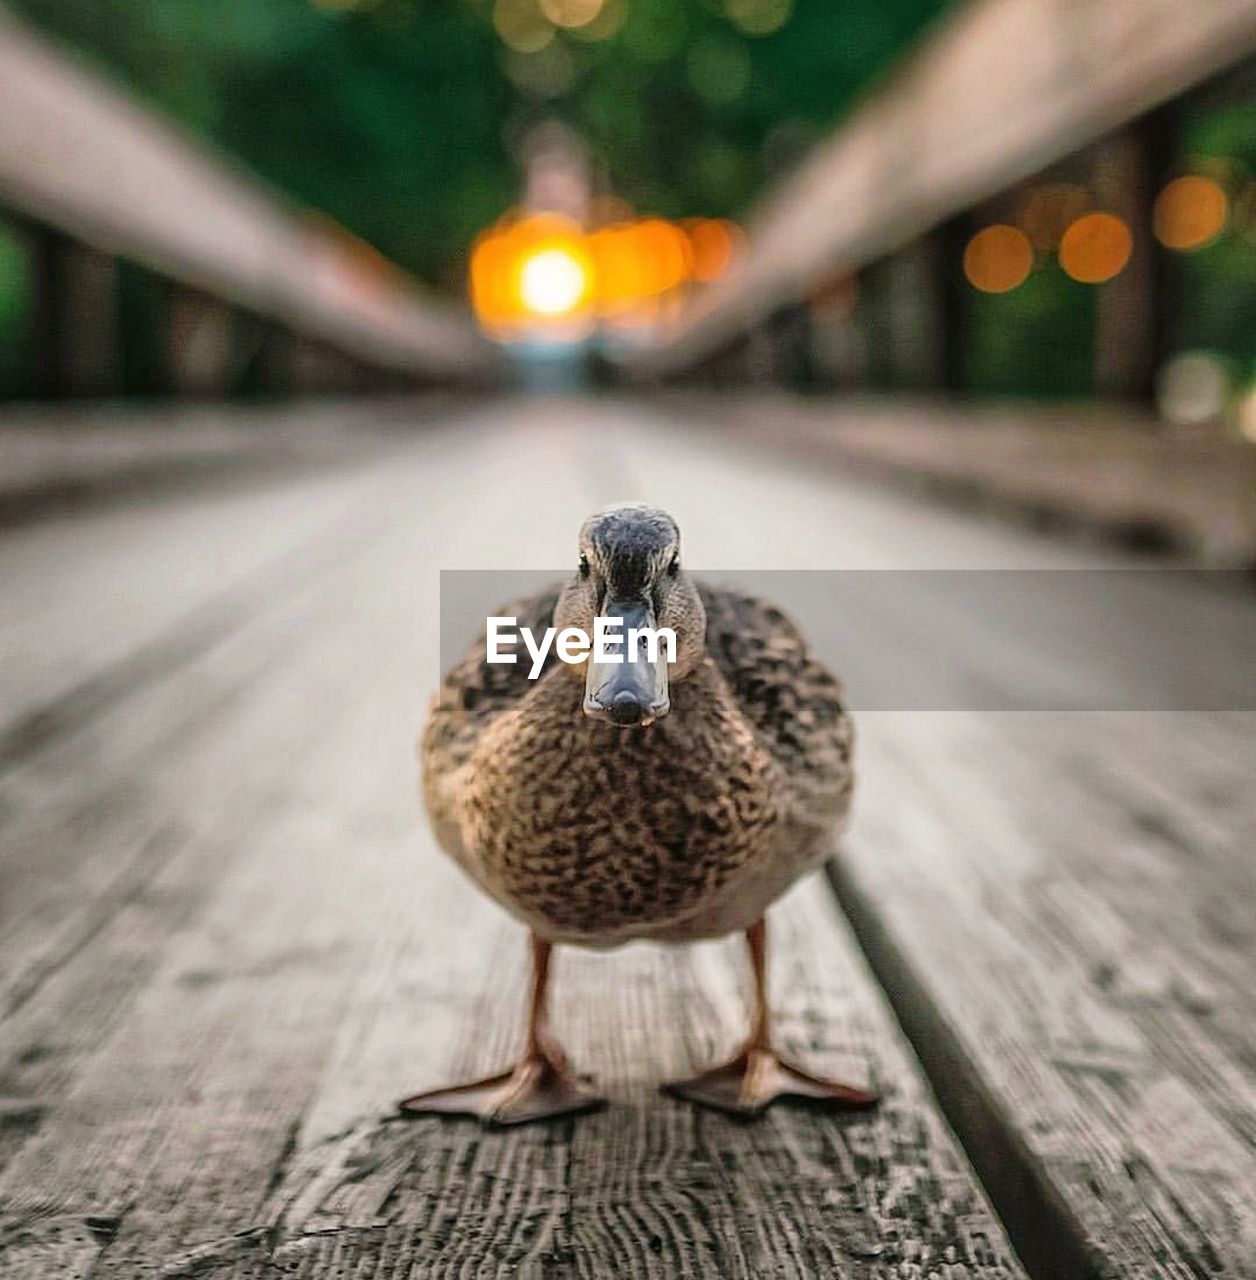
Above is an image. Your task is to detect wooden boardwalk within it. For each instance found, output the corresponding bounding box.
[0,397,1252,1278]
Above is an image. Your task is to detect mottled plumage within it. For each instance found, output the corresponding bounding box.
[422,585,854,945]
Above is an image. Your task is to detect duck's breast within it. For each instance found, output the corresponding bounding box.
[453,665,794,942]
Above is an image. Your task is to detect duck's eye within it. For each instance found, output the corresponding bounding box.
[667,554,680,577]
[579,554,590,579]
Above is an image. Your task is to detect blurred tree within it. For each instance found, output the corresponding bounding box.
[965,269,1095,397]
[0,217,32,396]
[1172,101,1256,378]
[7,0,951,288]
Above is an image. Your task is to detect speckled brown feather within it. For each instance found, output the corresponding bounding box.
[421,580,854,946]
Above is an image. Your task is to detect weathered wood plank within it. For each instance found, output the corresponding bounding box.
[832,710,1256,1280]
[196,878,1022,1279]
[0,425,489,1025]
[0,402,1024,1277]
[663,392,1256,568]
[0,511,431,1274]
[623,407,1256,1277]
[0,404,477,740]
[0,422,519,1271]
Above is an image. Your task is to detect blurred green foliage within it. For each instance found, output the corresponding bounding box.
[963,100,1255,397]
[966,269,1095,397]
[1,0,1249,404]
[0,219,31,392]
[1173,101,1256,378]
[7,0,950,288]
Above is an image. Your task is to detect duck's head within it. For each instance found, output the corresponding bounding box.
[554,504,706,728]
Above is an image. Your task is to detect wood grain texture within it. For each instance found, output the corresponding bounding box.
[0,402,1023,1278]
[833,710,1256,1280]
[624,413,1256,1278]
[3,398,1252,1278]
[175,879,1022,1280]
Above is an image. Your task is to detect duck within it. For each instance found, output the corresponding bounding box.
[400,504,879,1126]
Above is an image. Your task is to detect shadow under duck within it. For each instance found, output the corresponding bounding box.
[401,504,878,1125]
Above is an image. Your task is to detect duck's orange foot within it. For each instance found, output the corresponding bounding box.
[662,1047,879,1119]
[398,1054,605,1128]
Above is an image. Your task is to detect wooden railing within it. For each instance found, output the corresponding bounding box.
[0,6,494,382]
[624,0,1256,375]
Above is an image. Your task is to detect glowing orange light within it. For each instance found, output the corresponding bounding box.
[1153,176,1228,251]
[1059,212,1133,283]
[469,210,740,336]
[470,213,592,333]
[520,246,589,315]
[685,218,743,282]
[634,219,692,295]
[586,223,644,313]
[963,225,1034,293]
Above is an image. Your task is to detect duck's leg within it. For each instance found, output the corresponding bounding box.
[663,918,879,1118]
[398,933,605,1127]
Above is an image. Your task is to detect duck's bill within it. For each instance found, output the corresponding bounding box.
[582,598,671,727]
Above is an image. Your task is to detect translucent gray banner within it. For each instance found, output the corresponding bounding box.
[439,570,1255,711]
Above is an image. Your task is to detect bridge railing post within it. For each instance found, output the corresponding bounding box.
[1092,114,1173,402]
[117,260,172,399]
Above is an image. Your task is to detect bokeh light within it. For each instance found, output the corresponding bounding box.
[635,220,692,294]
[685,218,743,282]
[1017,183,1091,251]
[470,213,591,333]
[538,0,604,30]
[1156,351,1230,425]
[520,247,590,315]
[469,210,739,336]
[1153,176,1228,251]
[726,0,793,37]
[963,225,1034,293]
[688,38,752,104]
[567,0,627,41]
[1059,212,1132,283]
[494,0,555,53]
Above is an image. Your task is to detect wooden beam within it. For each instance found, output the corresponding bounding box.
[0,7,495,382]
[833,710,1256,1280]
[627,0,1256,375]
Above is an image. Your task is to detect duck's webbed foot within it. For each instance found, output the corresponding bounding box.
[663,918,879,1119]
[399,1041,605,1127]
[663,1045,878,1118]
[398,933,605,1128]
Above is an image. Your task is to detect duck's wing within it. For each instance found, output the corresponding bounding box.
[422,582,563,775]
[698,583,854,823]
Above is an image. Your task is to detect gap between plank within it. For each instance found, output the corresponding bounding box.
[825,855,1102,1280]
